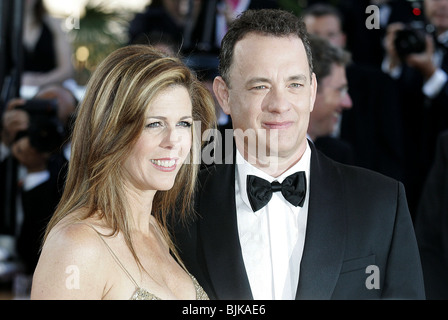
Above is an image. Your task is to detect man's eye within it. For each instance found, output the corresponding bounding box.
[290,83,303,88]
[177,121,192,128]
[253,85,267,90]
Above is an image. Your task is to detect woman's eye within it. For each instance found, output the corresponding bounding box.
[146,121,162,128]
[177,121,192,128]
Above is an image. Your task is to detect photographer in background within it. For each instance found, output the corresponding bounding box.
[303,3,406,185]
[382,0,448,216]
[0,85,76,298]
[12,114,65,277]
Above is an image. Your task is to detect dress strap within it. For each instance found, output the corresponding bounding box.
[85,223,140,288]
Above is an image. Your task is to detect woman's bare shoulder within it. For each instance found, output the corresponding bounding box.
[45,215,105,252]
[31,214,111,299]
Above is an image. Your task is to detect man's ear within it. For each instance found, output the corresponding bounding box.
[309,72,317,112]
[213,76,231,115]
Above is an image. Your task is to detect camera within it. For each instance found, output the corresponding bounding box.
[394,23,427,61]
[14,99,65,153]
[16,99,58,117]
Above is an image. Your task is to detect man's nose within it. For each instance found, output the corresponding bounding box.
[341,90,353,110]
[265,87,291,113]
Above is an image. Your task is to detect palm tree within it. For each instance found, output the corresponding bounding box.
[69,1,131,84]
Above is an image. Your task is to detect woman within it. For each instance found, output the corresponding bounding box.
[30,45,216,299]
[22,0,73,87]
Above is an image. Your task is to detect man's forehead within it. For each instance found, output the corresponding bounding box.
[230,34,311,79]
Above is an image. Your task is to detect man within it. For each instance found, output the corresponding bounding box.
[175,9,425,300]
[306,34,354,165]
[303,3,406,186]
[0,85,75,296]
[303,3,347,48]
[382,0,448,215]
[190,0,280,55]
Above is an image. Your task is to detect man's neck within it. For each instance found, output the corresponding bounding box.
[235,139,308,178]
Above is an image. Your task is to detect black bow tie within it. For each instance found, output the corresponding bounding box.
[246,171,306,212]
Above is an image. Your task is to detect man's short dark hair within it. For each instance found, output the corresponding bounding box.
[219,9,313,86]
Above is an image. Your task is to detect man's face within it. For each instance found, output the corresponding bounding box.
[304,14,346,48]
[308,64,352,140]
[213,33,317,167]
[425,0,448,34]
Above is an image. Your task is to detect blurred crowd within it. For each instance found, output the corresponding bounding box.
[1,0,448,299]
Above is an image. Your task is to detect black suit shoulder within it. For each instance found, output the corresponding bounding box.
[336,157,400,188]
[314,136,355,165]
[312,147,408,227]
[314,145,401,188]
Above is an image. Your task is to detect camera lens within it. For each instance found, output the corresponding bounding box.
[394,28,426,60]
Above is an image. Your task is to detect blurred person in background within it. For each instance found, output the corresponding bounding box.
[306,34,355,165]
[0,84,77,298]
[382,0,448,216]
[2,84,77,194]
[303,3,406,194]
[10,114,65,298]
[22,0,73,87]
[189,0,280,55]
[128,0,203,54]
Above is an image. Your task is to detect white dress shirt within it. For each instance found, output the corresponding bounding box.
[235,141,311,300]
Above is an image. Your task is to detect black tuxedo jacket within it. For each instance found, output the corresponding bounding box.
[175,141,425,300]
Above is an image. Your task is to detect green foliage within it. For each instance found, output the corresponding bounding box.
[69,1,131,83]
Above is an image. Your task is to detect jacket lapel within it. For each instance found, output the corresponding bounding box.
[198,163,253,300]
[295,142,347,299]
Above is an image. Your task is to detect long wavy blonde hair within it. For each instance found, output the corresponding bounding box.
[43,45,216,268]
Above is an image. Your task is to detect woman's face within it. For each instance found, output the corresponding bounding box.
[122,85,193,192]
